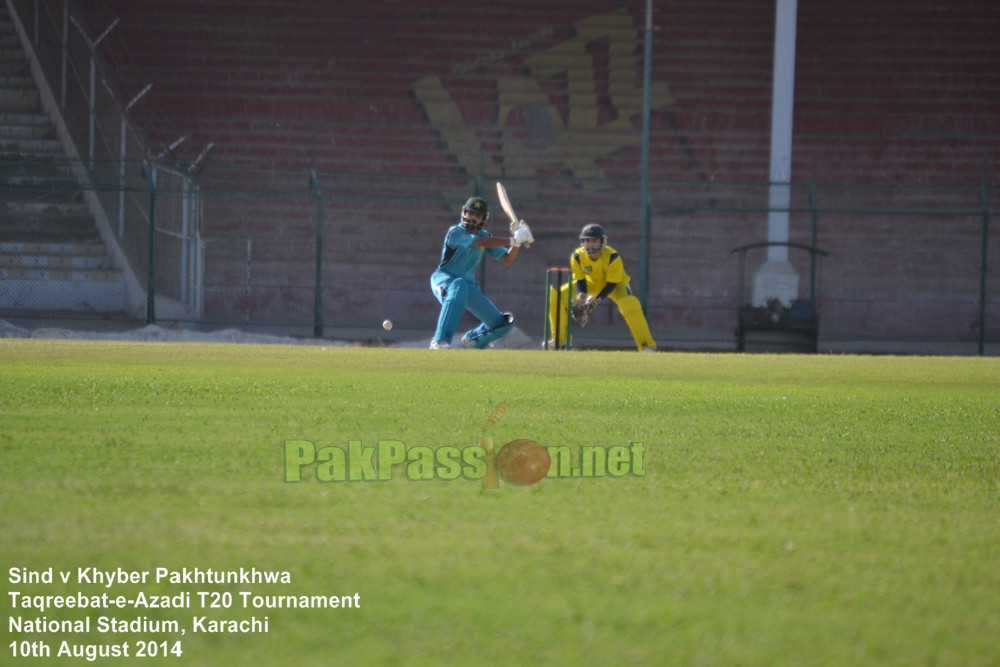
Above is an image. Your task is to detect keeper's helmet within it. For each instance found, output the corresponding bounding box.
[461,196,489,233]
[579,223,607,255]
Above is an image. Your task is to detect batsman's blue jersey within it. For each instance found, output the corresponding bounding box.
[435,224,508,281]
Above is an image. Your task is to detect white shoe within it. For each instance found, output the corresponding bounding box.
[429,340,451,349]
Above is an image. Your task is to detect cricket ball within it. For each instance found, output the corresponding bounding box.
[496,439,550,486]
[382,319,393,330]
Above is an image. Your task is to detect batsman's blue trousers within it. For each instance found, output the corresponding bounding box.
[430,271,506,346]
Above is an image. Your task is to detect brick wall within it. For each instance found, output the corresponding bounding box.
[78,0,999,346]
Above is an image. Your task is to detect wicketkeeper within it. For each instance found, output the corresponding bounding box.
[547,224,657,351]
[429,196,533,349]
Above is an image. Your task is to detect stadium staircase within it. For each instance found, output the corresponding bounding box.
[0,4,124,315]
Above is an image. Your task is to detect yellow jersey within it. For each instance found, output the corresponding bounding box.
[570,244,629,293]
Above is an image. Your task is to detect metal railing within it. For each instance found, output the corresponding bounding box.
[5,0,202,322]
[1,158,997,355]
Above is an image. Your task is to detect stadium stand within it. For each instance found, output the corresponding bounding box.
[3,0,997,350]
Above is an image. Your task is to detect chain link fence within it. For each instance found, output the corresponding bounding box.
[2,0,997,353]
[5,158,997,355]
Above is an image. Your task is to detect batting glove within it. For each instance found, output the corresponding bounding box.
[511,222,533,248]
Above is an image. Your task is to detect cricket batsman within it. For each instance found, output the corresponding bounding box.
[547,224,657,351]
[429,196,533,349]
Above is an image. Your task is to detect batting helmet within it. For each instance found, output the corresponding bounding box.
[462,196,490,232]
[579,224,607,254]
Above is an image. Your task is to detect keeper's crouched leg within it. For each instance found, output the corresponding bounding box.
[615,294,657,351]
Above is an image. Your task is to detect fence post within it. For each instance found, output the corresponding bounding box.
[60,1,67,106]
[474,176,487,293]
[808,182,820,304]
[68,13,119,169]
[638,0,653,313]
[144,161,157,324]
[310,167,324,338]
[121,84,152,238]
[979,165,991,356]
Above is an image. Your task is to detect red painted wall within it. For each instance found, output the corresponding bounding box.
[80,0,999,346]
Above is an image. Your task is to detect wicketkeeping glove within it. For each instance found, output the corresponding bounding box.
[571,295,600,327]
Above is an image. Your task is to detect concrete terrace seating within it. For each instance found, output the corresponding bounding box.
[1,4,124,314]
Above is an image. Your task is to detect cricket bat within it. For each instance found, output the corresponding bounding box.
[496,181,530,248]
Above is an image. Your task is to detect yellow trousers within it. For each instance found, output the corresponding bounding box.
[547,281,656,351]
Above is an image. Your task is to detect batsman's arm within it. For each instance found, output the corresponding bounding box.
[471,236,519,249]
[469,235,521,264]
[499,244,519,265]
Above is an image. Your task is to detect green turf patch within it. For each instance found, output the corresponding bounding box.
[2,340,998,665]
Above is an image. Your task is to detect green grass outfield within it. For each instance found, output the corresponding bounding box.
[1,340,998,666]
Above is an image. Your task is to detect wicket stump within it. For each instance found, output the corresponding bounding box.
[543,267,573,350]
